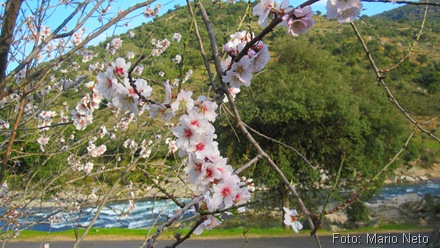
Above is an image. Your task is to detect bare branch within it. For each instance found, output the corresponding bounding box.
[379,2,428,73]
[198,1,321,247]
[350,21,440,143]
[0,0,24,92]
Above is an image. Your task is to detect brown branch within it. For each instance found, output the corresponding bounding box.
[0,0,24,92]
[0,85,26,183]
[379,2,428,73]
[0,121,74,133]
[1,0,157,101]
[243,122,315,170]
[234,154,263,174]
[4,1,91,88]
[196,1,225,92]
[164,218,205,248]
[198,1,321,247]
[143,195,204,248]
[73,159,140,248]
[323,128,416,216]
[139,167,186,208]
[350,22,440,143]
[187,0,219,93]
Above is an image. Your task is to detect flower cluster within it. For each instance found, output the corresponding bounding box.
[222,31,270,90]
[151,38,171,57]
[326,0,363,23]
[94,57,152,116]
[144,4,162,18]
[171,92,251,234]
[254,0,364,33]
[71,84,101,130]
[37,110,56,130]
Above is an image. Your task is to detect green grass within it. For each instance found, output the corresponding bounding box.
[10,224,433,242]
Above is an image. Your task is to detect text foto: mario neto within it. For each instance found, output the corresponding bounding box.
[332,233,430,244]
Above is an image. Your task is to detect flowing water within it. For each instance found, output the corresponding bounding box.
[5,179,440,232]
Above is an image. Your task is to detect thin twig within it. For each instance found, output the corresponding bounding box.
[379,2,429,73]
[139,168,186,208]
[198,1,322,247]
[234,154,263,174]
[350,21,440,143]
[187,0,219,93]
[165,218,205,248]
[323,128,416,216]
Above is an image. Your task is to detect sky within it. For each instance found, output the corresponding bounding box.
[8,0,402,71]
[89,0,403,43]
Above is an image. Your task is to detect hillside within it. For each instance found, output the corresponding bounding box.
[374,0,440,24]
[108,1,440,115]
[11,0,438,193]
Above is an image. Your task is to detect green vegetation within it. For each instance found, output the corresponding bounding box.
[1,1,438,239]
[13,224,433,241]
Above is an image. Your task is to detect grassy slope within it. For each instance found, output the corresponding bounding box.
[12,225,434,242]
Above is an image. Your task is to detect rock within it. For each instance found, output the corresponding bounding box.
[400,175,416,182]
[419,175,429,181]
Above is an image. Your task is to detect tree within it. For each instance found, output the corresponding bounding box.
[0,0,439,248]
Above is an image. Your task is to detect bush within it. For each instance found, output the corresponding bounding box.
[346,201,370,223]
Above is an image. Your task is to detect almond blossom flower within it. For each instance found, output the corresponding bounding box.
[250,43,270,72]
[149,103,175,122]
[193,215,222,235]
[0,120,9,129]
[223,87,241,103]
[193,96,218,122]
[37,136,49,152]
[134,79,152,99]
[283,207,303,233]
[96,69,117,100]
[172,33,182,42]
[112,80,139,114]
[283,6,314,37]
[112,58,131,78]
[212,176,241,208]
[84,162,94,174]
[222,57,253,88]
[326,0,362,23]
[253,0,291,27]
[171,90,194,112]
[110,38,123,50]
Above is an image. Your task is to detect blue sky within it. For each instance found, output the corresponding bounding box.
[88,0,401,43]
[9,0,401,71]
[27,0,403,45]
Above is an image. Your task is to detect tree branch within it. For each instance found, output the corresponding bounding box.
[350,21,440,143]
[0,0,24,92]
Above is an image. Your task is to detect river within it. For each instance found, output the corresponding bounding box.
[5,179,440,232]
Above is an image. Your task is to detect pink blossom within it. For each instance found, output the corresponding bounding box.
[253,0,291,27]
[193,215,222,235]
[282,6,314,37]
[171,90,194,112]
[283,207,303,233]
[222,57,253,88]
[111,58,131,78]
[326,0,363,23]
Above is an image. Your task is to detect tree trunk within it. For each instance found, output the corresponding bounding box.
[281,183,290,229]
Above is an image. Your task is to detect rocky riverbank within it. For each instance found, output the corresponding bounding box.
[386,162,440,184]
